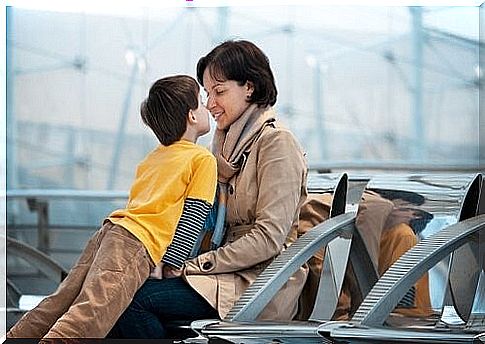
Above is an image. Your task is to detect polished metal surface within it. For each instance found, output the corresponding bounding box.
[351,215,485,327]
[448,175,483,321]
[308,160,485,173]
[363,173,480,231]
[310,177,369,321]
[306,173,346,194]
[227,213,357,321]
[466,270,485,332]
[310,172,482,311]
[227,174,352,322]
[310,234,352,321]
[7,173,483,342]
[308,172,481,238]
[318,321,482,343]
[193,173,483,343]
[196,320,322,336]
[193,319,325,343]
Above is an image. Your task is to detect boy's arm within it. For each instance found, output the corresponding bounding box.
[163,153,217,272]
[162,197,212,270]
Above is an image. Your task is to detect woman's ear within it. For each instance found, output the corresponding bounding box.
[246,81,255,93]
[246,81,254,99]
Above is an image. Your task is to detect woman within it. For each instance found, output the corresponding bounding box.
[110,40,308,338]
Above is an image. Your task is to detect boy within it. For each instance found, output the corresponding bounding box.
[7,75,217,339]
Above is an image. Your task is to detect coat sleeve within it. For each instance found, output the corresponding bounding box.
[185,128,307,275]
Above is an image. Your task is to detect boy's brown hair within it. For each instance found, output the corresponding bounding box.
[141,75,199,146]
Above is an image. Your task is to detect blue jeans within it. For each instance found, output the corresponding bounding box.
[108,277,219,338]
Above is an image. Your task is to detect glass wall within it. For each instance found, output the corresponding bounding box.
[7,5,481,192]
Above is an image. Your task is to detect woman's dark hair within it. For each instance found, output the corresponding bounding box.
[197,40,277,107]
[140,75,199,146]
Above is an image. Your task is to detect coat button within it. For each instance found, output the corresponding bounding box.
[228,185,234,195]
[202,262,213,270]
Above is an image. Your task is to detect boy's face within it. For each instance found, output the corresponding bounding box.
[192,92,211,136]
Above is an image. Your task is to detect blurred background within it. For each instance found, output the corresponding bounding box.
[7,5,483,190]
[5,3,484,307]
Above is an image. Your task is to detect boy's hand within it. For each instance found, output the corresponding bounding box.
[149,262,164,279]
[163,264,183,278]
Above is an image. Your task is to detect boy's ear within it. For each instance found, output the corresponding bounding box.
[188,109,197,124]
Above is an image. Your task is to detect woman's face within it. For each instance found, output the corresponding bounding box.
[203,69,253,130]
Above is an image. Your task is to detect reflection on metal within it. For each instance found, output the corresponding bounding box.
[479,180,485,215]
[318,321,482,343]
[188,173,483,343]
[363,173,481,310]
[306,173,344,194]
[6,173,484,341]
[191,320,323,342]
[308,173,479,231]
[448,237,481,323]
[362,174,480,230]
[466,270,485,332]
[444,174,482,322]
[308,161,485,173]
[352,215,485,327]
[311,234,352,321]
[227,214,356,322]
[227,174,366,322]
[189,318,483,344]
[309,176,369,321]
[187,319,220,344]
[347,221,379,309]
[346,178,370,213]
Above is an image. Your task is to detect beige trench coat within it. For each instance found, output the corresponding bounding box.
[184,122,308,320]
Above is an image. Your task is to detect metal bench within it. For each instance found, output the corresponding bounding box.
[187,173,483,343]
[316,174,485,342]
[318,215,485,343]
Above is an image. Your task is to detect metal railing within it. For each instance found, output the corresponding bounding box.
[7,189,128,253]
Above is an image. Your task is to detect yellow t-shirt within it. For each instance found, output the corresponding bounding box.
[108,140,217,264]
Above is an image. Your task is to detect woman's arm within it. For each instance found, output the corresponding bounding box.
[185,128,307,275]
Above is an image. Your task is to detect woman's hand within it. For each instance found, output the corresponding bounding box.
[163,264,183,278]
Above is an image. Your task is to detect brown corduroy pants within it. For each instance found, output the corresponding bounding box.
[7,222,152,339]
